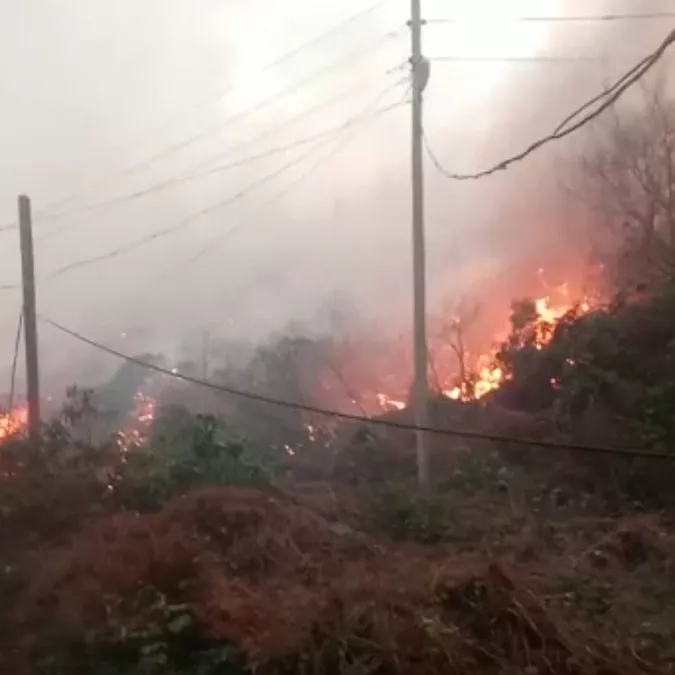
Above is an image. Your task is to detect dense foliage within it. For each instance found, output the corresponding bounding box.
[0,393,280,674]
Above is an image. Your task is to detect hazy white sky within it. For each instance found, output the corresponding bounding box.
[0,0,670,388]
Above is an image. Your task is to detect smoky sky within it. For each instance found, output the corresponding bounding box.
[0,0,672,391]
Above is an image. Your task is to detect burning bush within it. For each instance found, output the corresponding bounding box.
[0,404,275,569]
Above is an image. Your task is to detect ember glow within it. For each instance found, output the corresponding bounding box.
[443,288,593,402]
[116,392,156,452]
[0,407,28,440]
[376,393,406,411]
[442,356,506,402]
[371,282,595,410]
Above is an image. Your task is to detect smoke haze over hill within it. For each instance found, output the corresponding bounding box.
[0,0,672,392]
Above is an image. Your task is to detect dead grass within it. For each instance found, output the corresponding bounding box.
[7,484,672,674]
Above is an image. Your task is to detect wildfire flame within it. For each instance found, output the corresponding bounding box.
[0,283,595,444]
[447,290,592,402]
[0,388,158,450]
[443,356,506,402]
[376,393,406,412]
[375,284,594,411]
[116,392,156,452]
[0,406,28,441]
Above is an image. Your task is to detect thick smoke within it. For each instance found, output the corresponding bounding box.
[0,0,671,392]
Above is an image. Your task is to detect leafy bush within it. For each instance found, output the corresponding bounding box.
[0,399,276,560]
[0,395,281,674]
[492,284,675,507]
[113,409,274,511]
[371,484,450,543]
[29,587,247,675]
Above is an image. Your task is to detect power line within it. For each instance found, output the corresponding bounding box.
[39,313,675,462]
[35,22,406,221]
[427,12,675,24]
[83,83,404,336]
[0,85,407,291]
[550,43,664,136]
[77,92,400,349]
[35,67,407,238]
[430,56,625,63]
[148,125,379,282]
[47,100,405,282]
[1,15,404,239]
[34,0,398,216]
[154,79,411,279]
[424,27,675,181]
[3,10,672,234]
[98,79,410,323]
[36,49,626,235]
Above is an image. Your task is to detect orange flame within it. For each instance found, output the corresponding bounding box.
[0,390,159,450]
[372,281,595,410]
[117,392,156,452]
[0,407,28,440]
[442,289,592,402]
[376,393,406,411]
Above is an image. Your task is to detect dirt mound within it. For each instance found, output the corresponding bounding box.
[14,486,657,674]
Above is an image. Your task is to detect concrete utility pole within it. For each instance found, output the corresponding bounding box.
[409,0,430,487]
[18,195,40,439]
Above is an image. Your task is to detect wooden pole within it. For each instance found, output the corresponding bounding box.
[18,195,40,439]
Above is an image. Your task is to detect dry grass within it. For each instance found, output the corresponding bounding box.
[7,483,673,674]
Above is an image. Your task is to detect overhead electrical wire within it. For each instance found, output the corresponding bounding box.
[0,80,408,291]
[156,131,373,274]
[152,77,411,279]
[430,56,610,63]
[35,66,407,239]
[0,6,671,234]
[423,27,675,181]
[46,101,406,283]
[40,48,649,235]
[32,0,400,219]
[78,84,409,342]
[0,22,404,237]
[39,313,675,462]
[33,28,406,227]
[37,123,366,238]
[426,12,675,24]
[0,22,669,285]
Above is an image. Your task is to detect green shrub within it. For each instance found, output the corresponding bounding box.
[30,587,248,675]
[110,410,275,512]
[369,484,450,544]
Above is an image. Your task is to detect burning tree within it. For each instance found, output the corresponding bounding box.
[491,298,589,412]
[430,297,480,400]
